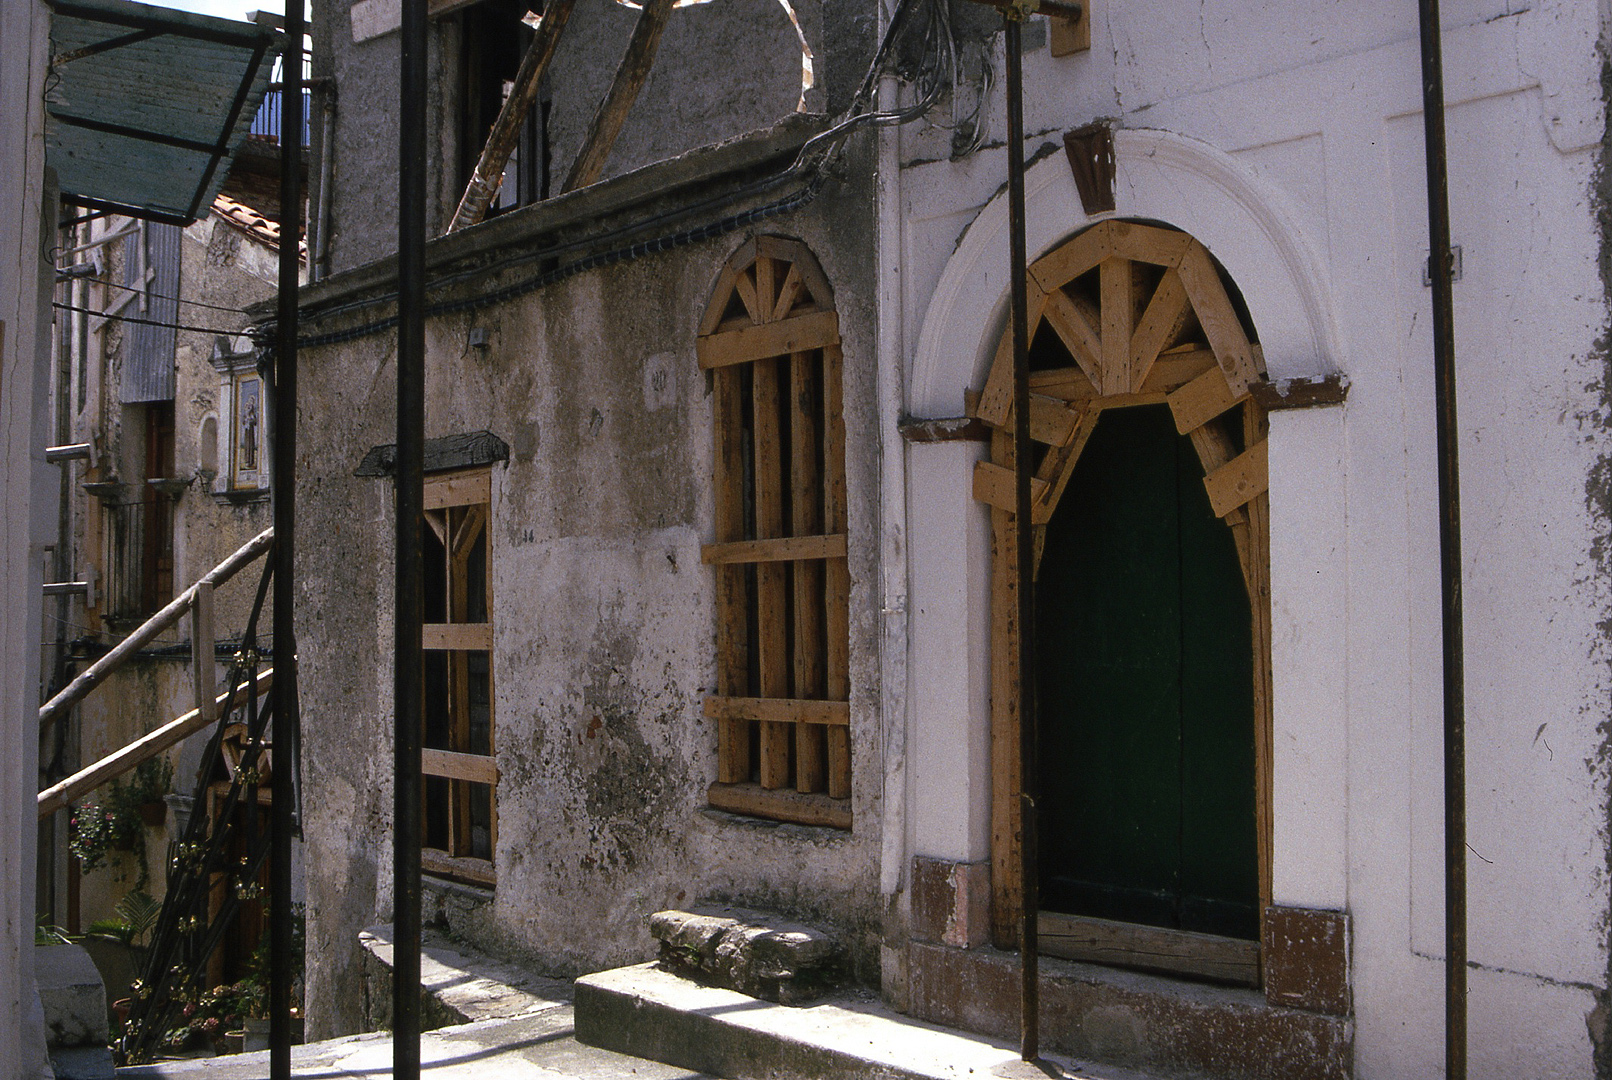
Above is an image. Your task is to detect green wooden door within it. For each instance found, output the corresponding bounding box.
[1036,405,1258,940]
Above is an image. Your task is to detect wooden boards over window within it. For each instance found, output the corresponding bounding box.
[422,466,497,886]
[699,237,850,830]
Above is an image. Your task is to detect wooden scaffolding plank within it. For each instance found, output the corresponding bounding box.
[1129,268,1191,392]
[1245,403,1275,935]
[448,508,473,855]
[698,239,758,335]
[1034,407,1100,521]
[733,267,762,324]
[424,470,491,510]
[697,310,840,370]
[423,748,498,786]
[1028,220,1112,293]
[713,365,750,783]
[1098,257,1134,397]
[988,429,1021,946]
[791,350,827,793]
[1168,363,1248,436]
[974,280,1049,427]
[1203,439,1269,518]
[1140,347,1217,395]
[753,355,791,789]
[773,264,804,321]
[562,0,677,191]
[754,256,777,323]
[972,460,1050,513]
[1043,286,1104,392]
[1178,241,1261,395]
[421,622,493,651]
[707,782,851,829]
[823,343,851,800]
[701,533,848,565]
[757,236,834,309]
[1029,364,1099,404]
[704,695,849,726]
[1105,221,1194,269]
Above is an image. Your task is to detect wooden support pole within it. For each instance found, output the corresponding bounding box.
[37,669,274,818]
[37,527,273,731]
[190,580,216,724]
[446,0,575,232]
[562,0,676,192]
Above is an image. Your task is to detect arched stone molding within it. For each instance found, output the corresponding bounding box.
[910,127,1342,418]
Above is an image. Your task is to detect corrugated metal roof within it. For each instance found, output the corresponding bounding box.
[45,0,278,225]
[122,221,180,402]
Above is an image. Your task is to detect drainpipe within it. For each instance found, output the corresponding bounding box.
[1416,2,1466,1077]
[395,0,428,1077]
[271,2,305,1078]
[1002,8,1040,1063]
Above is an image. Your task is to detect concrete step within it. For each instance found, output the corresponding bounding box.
[575,962,1168,1080]
[117,1004,714,1079]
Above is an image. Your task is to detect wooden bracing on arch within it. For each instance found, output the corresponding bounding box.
[971,219,1275,958]
[697,237,852,828]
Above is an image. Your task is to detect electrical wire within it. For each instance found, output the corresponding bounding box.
[50,300,247,338]
[61,276,256,317]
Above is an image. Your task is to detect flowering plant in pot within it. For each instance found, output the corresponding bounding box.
[69,757,172,890]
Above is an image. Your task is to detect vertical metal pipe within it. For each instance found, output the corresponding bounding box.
[1417,2,1466,1077]
[270,4,304,1078]
[1003,11,1038,1063]
[395,0,427,1076]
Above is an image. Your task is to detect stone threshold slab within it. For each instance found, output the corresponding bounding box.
[575,962,1167,1080]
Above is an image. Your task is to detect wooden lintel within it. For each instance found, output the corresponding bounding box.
[1252,373,1349,410]
[899,416,992,443]
[424,470,491,510]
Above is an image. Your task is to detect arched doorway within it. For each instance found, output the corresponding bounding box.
[970,219,1272,980]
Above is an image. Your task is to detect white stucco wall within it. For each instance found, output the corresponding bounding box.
[895,2,1609,1076]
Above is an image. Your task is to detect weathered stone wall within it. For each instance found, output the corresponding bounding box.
[294,141,880,1038]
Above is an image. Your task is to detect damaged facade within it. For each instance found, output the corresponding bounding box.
[282,0,1612,1077]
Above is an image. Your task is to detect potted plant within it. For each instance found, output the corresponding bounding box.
[69,757,173,891]
[82,890,160,1033]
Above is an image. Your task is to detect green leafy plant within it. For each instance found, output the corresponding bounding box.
[34,917,73,946]
[165,981,264,1049]
[69,757,172,889]
[87,890,160,950]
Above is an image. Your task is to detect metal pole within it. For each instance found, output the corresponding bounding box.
[1003,10,1038,1063]
[395,0,427,1076]
[270,2,304,1076]
[1416,2,1465,1077]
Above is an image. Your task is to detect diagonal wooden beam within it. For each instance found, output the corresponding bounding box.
[447,0,577,233]
[563,0,677,192]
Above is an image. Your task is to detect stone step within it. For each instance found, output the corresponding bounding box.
[575,961,1168,1080]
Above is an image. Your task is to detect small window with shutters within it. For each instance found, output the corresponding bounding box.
[697,237,851,829]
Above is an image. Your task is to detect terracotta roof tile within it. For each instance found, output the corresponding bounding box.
[210,192,307,260]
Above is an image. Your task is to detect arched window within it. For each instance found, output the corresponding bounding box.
[697,237,850,828]
[971,220,1271,980]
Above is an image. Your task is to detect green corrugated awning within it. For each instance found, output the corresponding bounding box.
[45,0,279,226]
